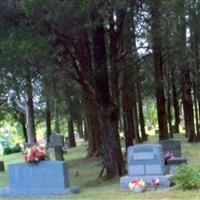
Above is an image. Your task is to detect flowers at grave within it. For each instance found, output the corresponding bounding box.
[128,178,145,192]
[24,144,47,163]
[165,151,175,160]
[152,177,160,189]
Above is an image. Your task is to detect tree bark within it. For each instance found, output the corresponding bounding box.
[91,5,124,177]
[171,68,180,133]
[24,72,36,144]
[46,99,52,142]
[193,83,200,140]
[122,79,134,150]
[109,5,124,174]
[150,0,169,140]
[52,71,60,133]
[68,114,76,148]
[136,78,147,141]
[132,84,141,143]
[77,119,84,139]
[21,114,28,143]
[83,92,101,157]
[178,0,196,142]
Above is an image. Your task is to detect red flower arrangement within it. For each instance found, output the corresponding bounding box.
[24,144,47,163]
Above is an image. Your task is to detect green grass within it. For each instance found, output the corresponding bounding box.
[1,134,200,200]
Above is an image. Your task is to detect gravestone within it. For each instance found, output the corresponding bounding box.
[160,139,182,157]
[0,161,5,172]
[48,134,64,161]
[160,139,187,173]
[48,146,64,161]
[49,134,64,148]
[120,144,171,189]
[0,161,80,197]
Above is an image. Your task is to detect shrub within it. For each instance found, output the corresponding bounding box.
[3,147,12,155]
[173,164,200,190]
[3,144,21,155]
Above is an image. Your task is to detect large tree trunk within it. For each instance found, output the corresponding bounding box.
[46,99,52,142]
[83,93,101,157]
[171,68,180,133]
[77,119,84,139]
[193,83,199,140]
[109,6,124,174]
[91,5,124,177]
[21,114,28,143]
[178,0,196,142]
[25,72,36,144]
[136,78,147,141]
[68,114,76,148]
[122,79,134,150]
[150,0,169,140]
[52,71,60,133]
[166,68,173,138]
[83,118,88,141]
[132,84,141,143]
[167,86,173,138]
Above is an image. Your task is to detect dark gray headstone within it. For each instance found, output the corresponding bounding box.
[49,134,64,148]
[0,161,80,197]
[0,161,5,172]
[160,139,182,157]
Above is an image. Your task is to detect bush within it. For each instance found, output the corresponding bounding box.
[3,147,12,155]
[173,164,200,190]
[3,144,21,155]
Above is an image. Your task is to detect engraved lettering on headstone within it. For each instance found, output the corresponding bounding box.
[129,165,145,175]
[133,152,154,160]
[145,164,161,174]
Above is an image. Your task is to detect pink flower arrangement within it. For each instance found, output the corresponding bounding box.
[152,177,160,185]
[152,177,160,189]
[165,151,175,160]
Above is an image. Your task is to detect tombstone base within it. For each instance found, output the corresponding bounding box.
[0,186,80,197]
[166,157,187,165]
[120,175,172,189]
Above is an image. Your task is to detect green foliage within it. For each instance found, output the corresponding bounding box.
[143,98,157,126]
[0,28,51,70]
[173,164,200,190]
[3,145,21,155]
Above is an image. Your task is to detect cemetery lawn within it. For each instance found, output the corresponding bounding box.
[2,134,200,200]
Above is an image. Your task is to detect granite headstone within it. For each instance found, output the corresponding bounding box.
[49,134,64,148]
[120,144,171,189]
[0,161,80,197]
[160,139,187,173]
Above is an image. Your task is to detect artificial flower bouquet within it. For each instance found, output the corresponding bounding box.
[152,177,160,189]
[128,178,145,192]
[24,144,47,163]
[165,151,175,160]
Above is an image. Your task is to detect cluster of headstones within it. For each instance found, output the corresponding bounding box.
[120,139,186,190]
[0,137,186,196]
